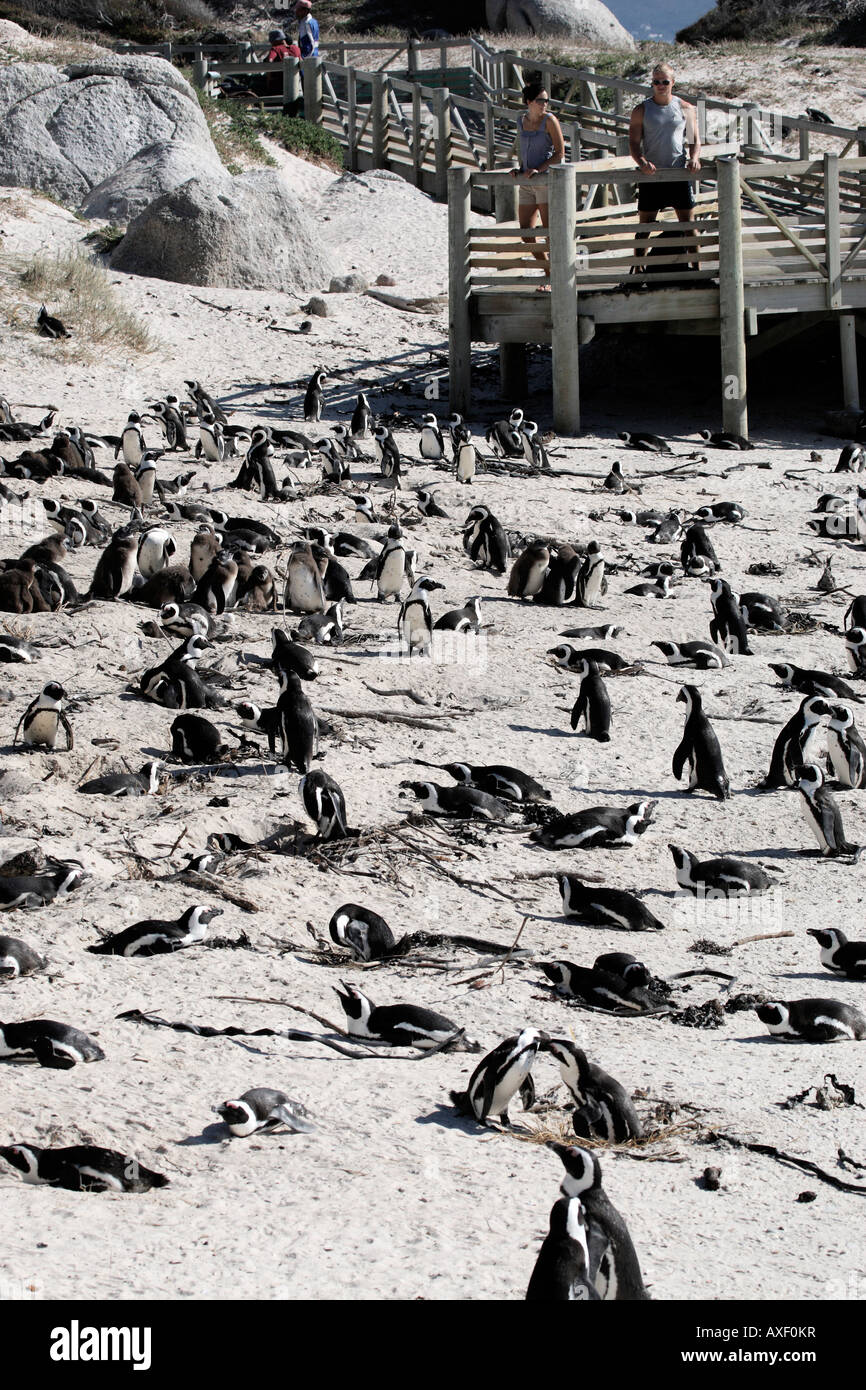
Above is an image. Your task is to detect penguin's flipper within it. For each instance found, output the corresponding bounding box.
[272,1104,316,1134]
[672,738,689,781]
[32,1038,77,1070]
[570,692,586,732]
[519,1073,536,1112]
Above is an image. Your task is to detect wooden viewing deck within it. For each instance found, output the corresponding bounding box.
[448,155,866,436]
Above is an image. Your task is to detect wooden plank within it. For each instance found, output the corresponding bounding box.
[825,152,842,309]
[718,157,748,438]
[549,166,580,434]
[448,168,473,415]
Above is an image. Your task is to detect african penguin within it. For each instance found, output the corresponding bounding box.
[672,685,730,799]
[541,1038,643,1143]
[88,905,220,957]
[668,845,771,897]
[795,763,860,858]
[334,983,468,1050]
[450,1029,542,1126]
[214,1088,314,1136]
[0,1144,168,1192]
[548,1143,649,1299]
[531,801,656,850]
[806,928,866,978]
[755,999,866,1043]
[0,1019,104,1069]
[557,875,665,932]
[328,904,396,961]
[299,769,352,840]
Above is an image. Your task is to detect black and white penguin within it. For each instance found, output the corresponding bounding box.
[574,541,606,608]
[160,601,215,641]
[304,369,328,423]
[235,701,280,754]
[534,545,581,607]
[559,624,623,641]
[0,634,36,664]
[372,425,402,488]
[170,713,227,764]
[844,626,866,675]
[508,543,550,600]
[557,875,665,931]
[433,596,482,632]
[547,644,630,674]
[284,542,326,615]
[739,591,786,631]
[708,578,752,654]
[651,639,729,670]
[699,430,753,450]
[835,442,865,472]
[541,957,653,1013]
[185,378,228,426]
[137,527,177,580]
[462,506,510,574]
[624,573,672,599]
[450,1028,542,1125]
[335,983,465,1049]
[272,627,320,682]
[672,684,730,799]
[530,800,656,850]
[299,769,351,840]
[14,682,73,750]
[150,397,189,452]
[486,414,524,458]
[328,904,395,961]
[525,1192,599,1302]
[602,460,627,493]
[78,760,162,797]
[768,662,861,703]
[520,420,550,470]
[0,936,47,980]
[317,437,350,483]
[570,660,611,742]
[795,763,860,858]
[454,424,477,484]
[351,393,372,439]
[276,667,318,774]
[0,862,83,912]
[618,430,671,454]
[0,1019,104,1069]
[825,703,866,788]
[419,414,445,461]
[695,501,746,524]
[398,780,511,821]
[197,414,225,462]
[680,523,720,576]
[398,576,444,656]
[414,486,449,519]
[214,1088,314,1137]
[0,1143,168,1192]
[755,998,866,1042]
[648,510,684,544]
[375,525,409,603]
[541,1037,643,1143]
[549,1143,649,1299]
[294,601,345,646]
[119,411,147,468]
[89,531,138,600]
[668,845,770,896]
[88,905,220,957]
[763,695,830,789]
[135,451,161,506]
[436,762,550,803]
[806,927,866,978]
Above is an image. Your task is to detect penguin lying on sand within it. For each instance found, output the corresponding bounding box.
[214,1088,314,1136]
[0,1144,167,1192]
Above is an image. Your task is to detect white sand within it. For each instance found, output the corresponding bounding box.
[0,30,864,1303]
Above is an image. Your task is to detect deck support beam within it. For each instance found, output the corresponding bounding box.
[549,165,581,434]
[448,166,473,415]
[840,313,861,411]
[494,181,527,399]
[717,156,748,439]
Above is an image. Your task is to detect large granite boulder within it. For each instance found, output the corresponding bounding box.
[485,0,635,43]
[110,168,340,290]
[0,55,219,211]
[80,138,225,222]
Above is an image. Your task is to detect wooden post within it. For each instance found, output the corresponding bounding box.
[824,152,842,310]
[799,125,810,159]
[745,103,760,153]
[191,58,208,88]
[407,38,419,78]
[717,156,748,440]
[337,41,346,66]
[696,93,707,143]
[303,57,323,123]
[372,72,387,168]
[859,127,866,212]
[435,88,451,200]
[484,98,495,172]
[549,165,580,435]
[840,315,861,410]
[284,59,301,113]
[448,167,473,415]
[346,68,357,170]
[495,178,525,398]
[412,85,423,186]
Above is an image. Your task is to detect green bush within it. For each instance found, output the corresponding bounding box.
[254,115,343,170]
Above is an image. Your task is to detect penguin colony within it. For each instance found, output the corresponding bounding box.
[0,367,864,1304]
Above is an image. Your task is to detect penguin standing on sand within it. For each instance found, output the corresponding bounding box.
[574,541,606,608]
[825,703,866,788]
[708,578,752,654]
[450,1029,542,1126]
[304,369,328,424]
[672,684,730,799]
[419,414,444,460]
[844,626,866,675]
[119,411,147,468]
[508,544,550,600]
[14,682,73,750]
[373,426,402,488]
[541,1038,643,1143]
[375,525,410,602]
[462,506,510,573]
[525,1192,599,1302]
[570,660,611,742]
[137,527,177,580]
[681,523,719,576]
[214,1089,314,1137]
[284,542,326,615]
[398,576,445,656]
[300,769,351,840]
[763,695,829,789]
[276,667,318,773]
[548,1143,649,1300]
[795,763,860,858]
[454,425,477,484]
[350,394,372,439]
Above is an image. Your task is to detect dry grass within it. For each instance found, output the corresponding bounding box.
[15,249,157,355]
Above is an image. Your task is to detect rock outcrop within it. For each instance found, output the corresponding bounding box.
[0,55,219,212]
[485,0,635,44]
[110,169,339,290]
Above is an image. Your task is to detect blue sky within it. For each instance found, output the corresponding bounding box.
[606,0,712,41]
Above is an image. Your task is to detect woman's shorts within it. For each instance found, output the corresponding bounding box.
[637,180,695,212]
[518,178,549,208]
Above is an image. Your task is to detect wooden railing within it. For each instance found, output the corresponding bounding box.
[449,155,866,434]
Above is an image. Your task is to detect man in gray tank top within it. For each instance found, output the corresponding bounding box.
[628,62,701,274]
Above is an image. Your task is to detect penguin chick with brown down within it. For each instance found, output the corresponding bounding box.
[671,685,730,799]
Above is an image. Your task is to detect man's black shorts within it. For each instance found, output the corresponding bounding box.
[637,180,695,212]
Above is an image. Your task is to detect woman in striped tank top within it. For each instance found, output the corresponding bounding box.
[511,81,565,288]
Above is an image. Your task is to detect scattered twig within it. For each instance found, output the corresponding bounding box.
[705,1131,866,1195]
[172,868,261,913]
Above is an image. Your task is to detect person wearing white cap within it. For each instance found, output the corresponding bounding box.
[295,0,319,57]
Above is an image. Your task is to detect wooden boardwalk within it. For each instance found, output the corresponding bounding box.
[449,156,866,434]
